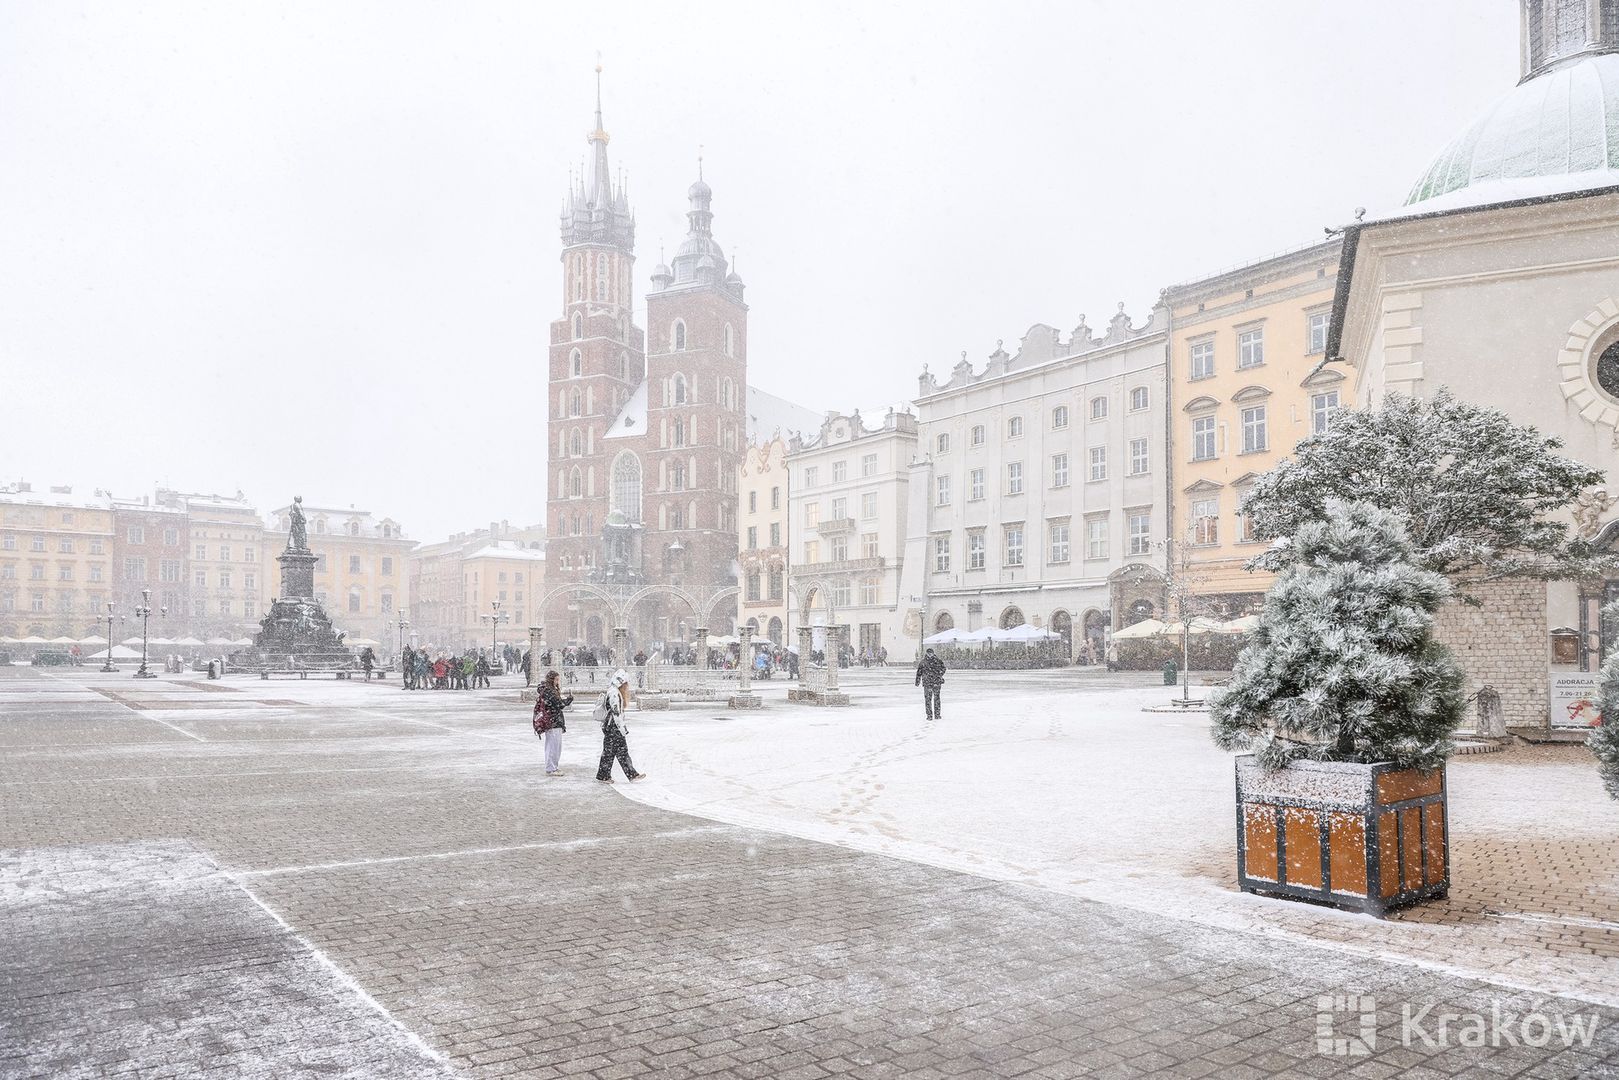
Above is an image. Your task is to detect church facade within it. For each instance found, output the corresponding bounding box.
[543,78,750,650]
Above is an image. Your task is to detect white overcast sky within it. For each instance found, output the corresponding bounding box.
[0,1,1516,542]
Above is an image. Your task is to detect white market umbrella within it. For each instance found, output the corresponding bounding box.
[87,646,143,660]
[1217,615,1261,633]
[1000,624,1059,643]
[953,627,997,645]
[347,637,382,647]
[19,636,49,645]
[173,636,206,647]
[205,637,234,646]
[79,635,108,645]
[48,636,77,645]
[922,628,962,645]
[230,637,254,646]
[121,636,144,646]
[0,636,19,645]
[1111,618,1167,640]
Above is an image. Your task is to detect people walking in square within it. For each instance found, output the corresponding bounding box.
[915,647,946,720]
[595,670,645,784]
[475,653,491,689]
[534,670,573,777]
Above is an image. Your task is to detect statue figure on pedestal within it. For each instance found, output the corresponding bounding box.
[288,496,309,552]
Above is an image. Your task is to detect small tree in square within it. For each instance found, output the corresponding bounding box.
[1212,500,1465,771]
[1591,603,1619,800]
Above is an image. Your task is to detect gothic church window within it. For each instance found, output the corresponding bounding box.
[673,320,687,351]
[611,452,643,523]
[569,389,582,417]
[570,349,582,377]
[572,312,583,340]
[725,323,735,357]
[674,374,688,405]
[596,253,610,302]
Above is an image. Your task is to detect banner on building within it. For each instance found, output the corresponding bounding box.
[1549,672,1602,729]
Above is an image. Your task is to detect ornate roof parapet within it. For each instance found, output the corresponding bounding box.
[917,305,1164,399]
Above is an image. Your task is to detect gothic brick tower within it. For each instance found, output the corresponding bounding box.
[542,76,748,651]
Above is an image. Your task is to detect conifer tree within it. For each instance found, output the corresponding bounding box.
[1212,501,1464,771]
[1590,603,1619,800]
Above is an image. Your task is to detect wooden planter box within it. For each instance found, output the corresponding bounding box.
[1235,755,1449,916]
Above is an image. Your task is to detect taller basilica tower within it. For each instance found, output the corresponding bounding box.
[544,73,748,649]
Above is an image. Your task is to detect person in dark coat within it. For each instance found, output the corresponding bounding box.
[475,654,491,689]
[535,670,573,776]
[595,670,645,784]
[521,649,533,686]
[359,646,376,680]
[915,648,946,720]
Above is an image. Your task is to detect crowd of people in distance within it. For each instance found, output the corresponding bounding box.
[399,644,496,690]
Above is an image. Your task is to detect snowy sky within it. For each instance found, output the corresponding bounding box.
[0,1,1517,542]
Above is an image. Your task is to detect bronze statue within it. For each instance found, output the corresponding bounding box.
[288,495,308,552]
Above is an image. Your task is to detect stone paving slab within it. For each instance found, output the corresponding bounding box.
[0,841,455,1079]
[2,668,1618,1078]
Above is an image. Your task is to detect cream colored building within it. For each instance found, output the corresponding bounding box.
[738,436,791,645]
[173,490,269,638]
[0,483,115,639]
[902,308,1170,660]
[267,503,412,647]
[1331,0,1619,728]
[407,522,545,651]
[787,409,917,657]
[1161,241,1342,616]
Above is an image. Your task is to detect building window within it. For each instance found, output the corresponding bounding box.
[862,491,879,519]
[1192,416,1216,461]
[159,560,180,583]
[746,571,761,601]
[936,433,951,454]
[830,535,848,562]
[747,525,758,550]
[860,577,881,606]
[1007,462,1024,495]
[832,460,848,483]
[969,468,985,501]
[768,569,783,600]
[769,522,780,546]
[1007,416,1023,438]
[1088,447,1107,481]
[126,526,144,544]
[380,557,393,575]
[1311,390,1341,434]
[970,424,986,446]
[933,536,951,573]
[30,536,44,552]
[1307,311,1330,355]
[1051,453,1069,488]
[1238,327,1265,369]
[570,349,582,378]
[672,319,687,351]
[1129,386,1149,411]
[1003,525,1024,567]
[725,323,735,357]
[58,565,73,581]
[163,528,178,546]
[1087,518,1108,560]
[803,466,818,489]
[195,569,207,588]
[935,475,951,506]
[348,590,361,613]
[569,388,582,417]
[1129,438,1149,476]
[862,532,879,558]
[89,564,103,582]
[1241,405,1268,453]
[771,486,781,510]
[58,538,73,554]
[1049,522,1070,564]
[832,580,851,608]
[831,496,847,520]
[1189,339,1214,380]
[244,572,255,591]
[220,545,231,561]
[1128,511,1152,555]
[1052,405,1069,429]
[572,311,583,339]
[804,502,820,528]
[30,564,45,581]
[967,531,986,570]
[1089,396,1108,421]
[348,554,362,573]
[1191,497,1219,546]
[219,570,232,589]
[91,539,104,555]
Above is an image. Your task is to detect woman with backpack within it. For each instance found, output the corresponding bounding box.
[533,670,574,777]
[594,669,645,784]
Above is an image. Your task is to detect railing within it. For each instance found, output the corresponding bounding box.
[816,518,856,535]
[790,556,887,576]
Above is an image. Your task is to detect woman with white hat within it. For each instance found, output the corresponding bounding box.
[595,669,645,784]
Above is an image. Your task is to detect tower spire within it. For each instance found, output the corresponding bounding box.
[586,57,612,209]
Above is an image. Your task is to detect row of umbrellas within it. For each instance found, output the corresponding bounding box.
[922,623,1063,646]
[1110,615,1260,639]
[0,635,255,647]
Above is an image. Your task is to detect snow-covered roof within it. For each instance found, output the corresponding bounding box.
[0,486,113,511]
[746,386,820,443]
[604,380,648,441]
[463,541,546,561]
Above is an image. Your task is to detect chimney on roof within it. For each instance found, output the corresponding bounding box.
[50,485,71,494]
[18,482,31,493]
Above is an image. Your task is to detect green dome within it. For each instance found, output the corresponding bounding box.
[1406,51,1619,209]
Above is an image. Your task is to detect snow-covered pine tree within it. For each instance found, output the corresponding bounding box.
[1211,500,1464,771]
[1590,602,1619,800]
[1240,389,1612,593]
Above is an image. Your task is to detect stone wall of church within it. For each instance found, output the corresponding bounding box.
[1432,578,1549,731]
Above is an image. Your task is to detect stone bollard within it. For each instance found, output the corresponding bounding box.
[611,626,630,668]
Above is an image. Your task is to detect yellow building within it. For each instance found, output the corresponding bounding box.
[1161,240,1343,614]
[267,502,412,647]
[0,483,116,639]
[738,436,791,645]
[407,522,546,651]
[173,490,269,638]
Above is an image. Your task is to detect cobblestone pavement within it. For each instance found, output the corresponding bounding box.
[3,666,1617,1079]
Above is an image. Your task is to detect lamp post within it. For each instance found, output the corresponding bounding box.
[394,613,411,657]
[133,588,166,679]
[482,600,507,679]
[101,602,123,673]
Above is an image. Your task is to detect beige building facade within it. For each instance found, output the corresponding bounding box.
[267,503,411,647]
[738,437,791,645]
[407,522,545,652]
[0,484,116,639]
[1161,241,1342,616]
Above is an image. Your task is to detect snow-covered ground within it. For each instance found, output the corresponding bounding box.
[618,667,1619,1006]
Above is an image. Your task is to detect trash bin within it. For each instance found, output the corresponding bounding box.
[1162,659,1179,685]
[207,659,220,680]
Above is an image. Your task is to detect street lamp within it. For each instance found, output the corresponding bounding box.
[394,613,411,656]
[101,602,124,673]
[482,600,507,680]
[133,588,166,679]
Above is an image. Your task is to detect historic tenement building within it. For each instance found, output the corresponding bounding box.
[0,484,116,639]
[1160,241,1342,618]
[789,408,918,657]
[1330,0,1619,729]
[266,502,410,648]
[542,76,767,651]
[899,308,1168,661]
[407,521,545,651]
[738,437,791,646]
